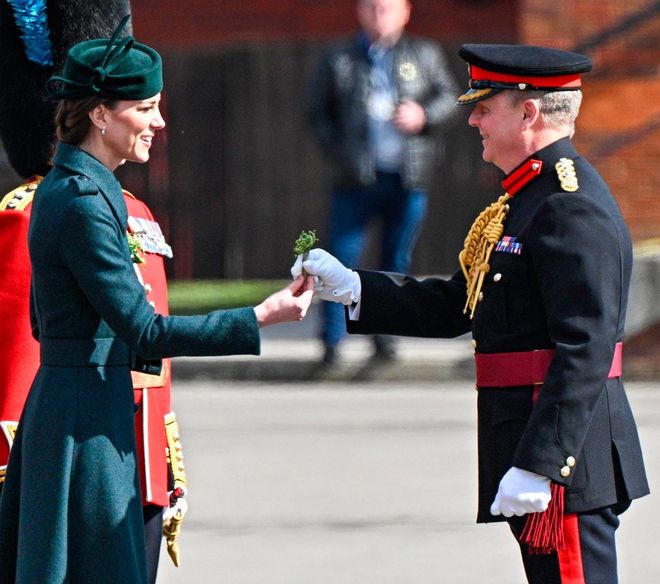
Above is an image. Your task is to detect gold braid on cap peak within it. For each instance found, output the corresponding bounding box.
[459,193,511,318]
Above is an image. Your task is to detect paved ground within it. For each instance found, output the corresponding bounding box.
[156,380,660,584]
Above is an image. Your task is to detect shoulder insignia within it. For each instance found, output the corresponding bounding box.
[555,158,579,192]
[0,177,41,211]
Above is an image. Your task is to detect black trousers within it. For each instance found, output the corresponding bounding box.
[143,504,164,584]
[509,507,622,584]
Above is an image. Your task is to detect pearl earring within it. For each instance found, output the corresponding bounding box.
[101,127,107,135]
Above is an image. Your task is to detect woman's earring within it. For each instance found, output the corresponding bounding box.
[101,127,107,136]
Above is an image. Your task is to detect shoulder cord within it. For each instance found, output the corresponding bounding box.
[458,193,511,318]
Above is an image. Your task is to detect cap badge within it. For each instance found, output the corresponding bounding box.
[555,158,579,192]
[398,62,418,81]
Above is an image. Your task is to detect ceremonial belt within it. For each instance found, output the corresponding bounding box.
[474,342,623,387]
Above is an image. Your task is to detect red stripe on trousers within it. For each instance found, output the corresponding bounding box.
[557,514,585,583]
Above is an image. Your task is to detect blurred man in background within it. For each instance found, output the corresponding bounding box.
[308,0,457,365]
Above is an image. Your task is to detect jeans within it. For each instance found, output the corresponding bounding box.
[321,172,428,348]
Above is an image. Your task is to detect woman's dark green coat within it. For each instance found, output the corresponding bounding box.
[0,143,260,583]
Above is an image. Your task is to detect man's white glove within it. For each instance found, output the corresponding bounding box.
[291,248,361,306]
[490,466,551,517]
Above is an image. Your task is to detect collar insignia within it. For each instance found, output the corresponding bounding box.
[501,159,543,196]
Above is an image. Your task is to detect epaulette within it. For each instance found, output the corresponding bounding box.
[0,177,42,211]
[555,157,579,192]
[69,175,98,197]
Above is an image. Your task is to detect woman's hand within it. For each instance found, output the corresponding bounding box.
[253,276,314,327]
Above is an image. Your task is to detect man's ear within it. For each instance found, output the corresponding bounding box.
[521,98,541,128]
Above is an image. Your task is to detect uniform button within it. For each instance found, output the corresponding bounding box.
[560,466,571,478]
[144,283,153,293]
[566,456,576,468]
[149,300,156,308]
[471,339,477,349]
[478,292,484,302]
[493,273,502,282]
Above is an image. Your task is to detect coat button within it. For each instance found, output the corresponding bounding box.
[478,292,484,302]
[471,339,477,349]
[566,456,576,468]
[149,300,156,308]
[493,273,502,282]
[144,283,153,293]
[560,466,571,478]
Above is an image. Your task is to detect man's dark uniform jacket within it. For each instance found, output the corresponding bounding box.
[309,33,457,190]
[348,137,649,521]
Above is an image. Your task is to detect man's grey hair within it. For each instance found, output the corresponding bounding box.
[510,89,583,135]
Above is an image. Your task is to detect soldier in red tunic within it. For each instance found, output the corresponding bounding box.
[0,181,41,492]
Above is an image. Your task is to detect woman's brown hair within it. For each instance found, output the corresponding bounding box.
[55,97,117,145]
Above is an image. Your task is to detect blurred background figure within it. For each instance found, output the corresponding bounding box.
[308,0,458,365]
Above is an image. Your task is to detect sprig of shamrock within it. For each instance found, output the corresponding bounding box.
[294,230,318,277]
[127,233,146,264]
[294,229,318,256]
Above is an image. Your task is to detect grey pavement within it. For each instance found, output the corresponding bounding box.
[156,380,660,584]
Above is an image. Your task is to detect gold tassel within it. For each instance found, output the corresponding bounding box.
[459,193,511,318]
[163,512,184,567]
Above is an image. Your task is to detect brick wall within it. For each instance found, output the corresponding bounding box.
[521,0,660,240]
[131,0,517,46]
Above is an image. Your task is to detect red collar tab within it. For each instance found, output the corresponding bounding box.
[470,65,582,89]
[501,159,543,196]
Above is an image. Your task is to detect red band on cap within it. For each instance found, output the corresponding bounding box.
[471,65,582,88]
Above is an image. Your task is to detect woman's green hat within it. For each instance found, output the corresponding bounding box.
[47,15,162,101]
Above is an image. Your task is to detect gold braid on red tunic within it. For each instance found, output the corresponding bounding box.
[458,193,512,318]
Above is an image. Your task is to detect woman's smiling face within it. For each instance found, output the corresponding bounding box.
[103,94,165,166]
